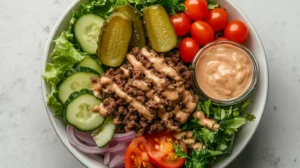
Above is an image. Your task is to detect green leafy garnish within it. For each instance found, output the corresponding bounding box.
[180,99,255,167]
[184,149,220,168]
[174,143,189,158]
[244,113,256,122]
[206,0,220,10]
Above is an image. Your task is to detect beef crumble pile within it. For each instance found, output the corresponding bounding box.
[92,47,198,135]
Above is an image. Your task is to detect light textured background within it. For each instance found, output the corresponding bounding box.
[0,0,299,167]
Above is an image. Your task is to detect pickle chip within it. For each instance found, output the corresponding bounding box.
[143,5,177,52]
[115,5,146,49]
[97,13,133,67]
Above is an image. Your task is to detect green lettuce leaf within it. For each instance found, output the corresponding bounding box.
[43,30,87,115]
[244,113,256,122]
[46,86,63,116]
[222,118,247,130]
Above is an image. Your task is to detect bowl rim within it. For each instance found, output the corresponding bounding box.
[41,0,269,167]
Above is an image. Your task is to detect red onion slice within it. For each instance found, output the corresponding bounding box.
[108,143,126,153]
[109,153,125,168]
[112,131,136,142]
[66,125,109,154]
[104,152,110,165]
[113,164,125,168]
[73,128,97,146]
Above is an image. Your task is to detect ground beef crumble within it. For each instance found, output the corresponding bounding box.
[94,47,199,136]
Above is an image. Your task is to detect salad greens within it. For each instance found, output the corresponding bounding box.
[177,99,256,167]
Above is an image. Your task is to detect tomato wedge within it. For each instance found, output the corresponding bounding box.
[125,137,154,168]
[145,132,187,168]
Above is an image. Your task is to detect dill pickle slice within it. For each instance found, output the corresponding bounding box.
[143,5,177,52]
[97,13,133,67]
[114,5,146,49]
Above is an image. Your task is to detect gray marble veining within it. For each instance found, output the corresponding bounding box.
[0,0,299,167]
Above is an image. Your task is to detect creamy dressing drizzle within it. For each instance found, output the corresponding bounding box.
[141,48,182,81]
[162,90,179,101]
[127,54,167,88]
[131,80,150,91]
[193,111,219,131]
[120,67,130,77]
[182,91,197,113]
[100,76,154,120]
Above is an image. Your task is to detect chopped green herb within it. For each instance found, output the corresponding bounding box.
[174,143,189,158]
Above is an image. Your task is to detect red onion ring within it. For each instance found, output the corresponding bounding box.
[108,143,127,153]
[73,128,97,146]
[112,131,136,142]
[67,125,135,167]
[109,153,125,168]
[104,152,110,165]
[66,125,109,154]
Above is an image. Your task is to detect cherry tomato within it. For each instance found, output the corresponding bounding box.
[184,0,209,20]
[170,13,191,36]
[190,21,215,46]
[216,37,229,41]
[145,132,187,168]
[125,137,154,168]
[224,20,249,43]
[179,37,200,63]
[205,8,228,32]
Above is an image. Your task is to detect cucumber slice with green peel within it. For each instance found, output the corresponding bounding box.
[75,14,105,54]
[57,67,99,103]
[63,89,105,131]
[92,116,116,147]
[77,57,104,75]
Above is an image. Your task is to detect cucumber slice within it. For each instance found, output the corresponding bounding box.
[64,89,104,131]
[57,67,99,103]
[92,116,116,147]
[75,14,105,54]
[77,57,104,75]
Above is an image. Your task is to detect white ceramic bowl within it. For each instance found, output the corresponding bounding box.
[41,0,268,167]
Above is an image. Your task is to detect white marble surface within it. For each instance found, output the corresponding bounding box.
[0,0,299,167]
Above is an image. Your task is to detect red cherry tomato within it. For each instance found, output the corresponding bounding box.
[190,21,215,46]
[216,37,229,41]
[170,13,191,36]
[184,0,209,20]
[205,8,228,32]
[179,37,200,63]
[145,132,187,168]
[224,20,249,43]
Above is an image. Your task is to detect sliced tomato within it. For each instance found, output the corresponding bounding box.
[125,137,154,168]
[145,132,187,168]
